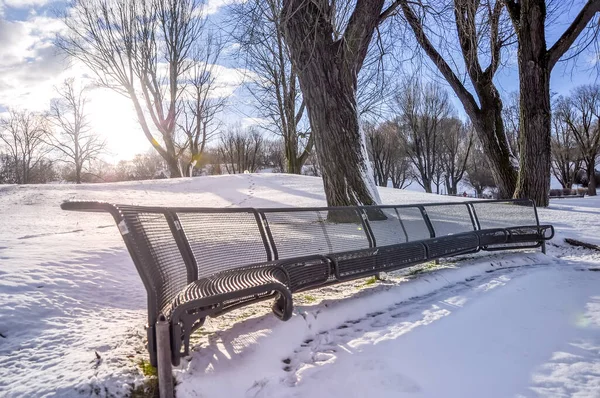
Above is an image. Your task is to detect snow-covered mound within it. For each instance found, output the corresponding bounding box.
[0,174,599,397]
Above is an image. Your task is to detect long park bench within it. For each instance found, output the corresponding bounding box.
[61,199,553,370]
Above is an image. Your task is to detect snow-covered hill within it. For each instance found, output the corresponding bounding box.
[1,174,599,397]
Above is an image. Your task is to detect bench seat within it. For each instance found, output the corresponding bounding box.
[168,265,293,364]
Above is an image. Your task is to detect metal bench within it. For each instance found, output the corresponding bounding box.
[60,199,553,371]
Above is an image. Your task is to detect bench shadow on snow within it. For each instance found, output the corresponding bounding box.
[180,256,524,378]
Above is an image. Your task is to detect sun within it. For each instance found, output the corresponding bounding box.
[87,89,153,161]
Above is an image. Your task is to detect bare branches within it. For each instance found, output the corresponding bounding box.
[547,0,600,70]
[396,79,452,193]
[0,110,51,184]
[342,0,386,70]
[58,0,218,177]
[400,0,518,198]
[551,95,583,189]
[555,84,600,194]
[45,79,107,183]
[177,31,227,176]
[439,118,474,195]
[399,0,479,118]
[231,0,311,173]
[217,126,265,174]
[365,120,412,189]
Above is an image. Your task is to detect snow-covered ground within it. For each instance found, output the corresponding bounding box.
[1,174,599,397]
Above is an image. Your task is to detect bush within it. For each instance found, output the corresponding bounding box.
[549,189,562,197]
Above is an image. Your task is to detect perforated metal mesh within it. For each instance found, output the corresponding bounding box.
[476,229,509,246]
[121,210,189,318]
[377,243,427,271]
[364,207,410,246]
[425,204,475,236]
[171,266,287,309]
[177,211,269,279]
[262,209,371,259]
[280,257,330,291]
[330,248,378,279]
[426,233,479,258]
[471,201,537,229]
[395,207,432,241]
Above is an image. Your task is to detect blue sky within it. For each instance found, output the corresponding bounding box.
[0,0,597,160]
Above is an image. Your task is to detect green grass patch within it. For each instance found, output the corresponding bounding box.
[299,294,318,304]
[407,261,439,276]
[138,359,158,377]
[129,379,159,398]
[129,359,159,397]
[363,276,378,286]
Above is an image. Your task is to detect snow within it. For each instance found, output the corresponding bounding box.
[0,174,599,397]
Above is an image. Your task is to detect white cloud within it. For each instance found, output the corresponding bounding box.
[1,0,52,8]
[0,16,69,111]
[240,117,268,129]
[0,10,254,161]
[205,0,243,15]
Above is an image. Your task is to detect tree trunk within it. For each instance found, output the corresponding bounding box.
[400,1,518,199]
[473,98,518,199]
[512,2,552,207]
[282,0,382,209]
[302,70,380,207]
[588,157,597,196]
[422,179,432,194]
[285,137,303,174]
[76,164,82,184]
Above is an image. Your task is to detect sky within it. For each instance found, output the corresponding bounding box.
[0,0,598,162]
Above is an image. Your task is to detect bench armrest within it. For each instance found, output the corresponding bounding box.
[61,200,121,215]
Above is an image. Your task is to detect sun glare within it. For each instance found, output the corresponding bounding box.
[87,89,152,161]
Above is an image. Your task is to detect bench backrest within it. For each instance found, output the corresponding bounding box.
[61,199,544,325]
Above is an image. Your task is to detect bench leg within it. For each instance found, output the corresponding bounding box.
[156,314,174,398]
[542,240,547,254]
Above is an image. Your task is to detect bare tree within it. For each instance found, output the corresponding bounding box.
[263,139,287,173]
[0,110,51,184]
[380,120,413,189]
[465,141,497,197]
[502,92,520,158]
[556,85,600,195]
[440,118,474,195]
[132,150,168,180]
[303,150,321,177]
[231,0,314,174]
[59,0,213,177]
[0,153,13,183]
[365,120,413,189]
[397,80,451,193]
[45,79,106,184]
[177,32,227,177]
[505,0,600,205]
[281,0,404,210]
[551,96,583,189]
[400,0,518,199]
[365,122,391,187]
[218,126,265,174]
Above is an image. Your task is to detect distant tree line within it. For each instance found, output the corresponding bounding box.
[2,0,599,206]
[0,80,106,184]
[551,84,600,196]
[3,81,597,200]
